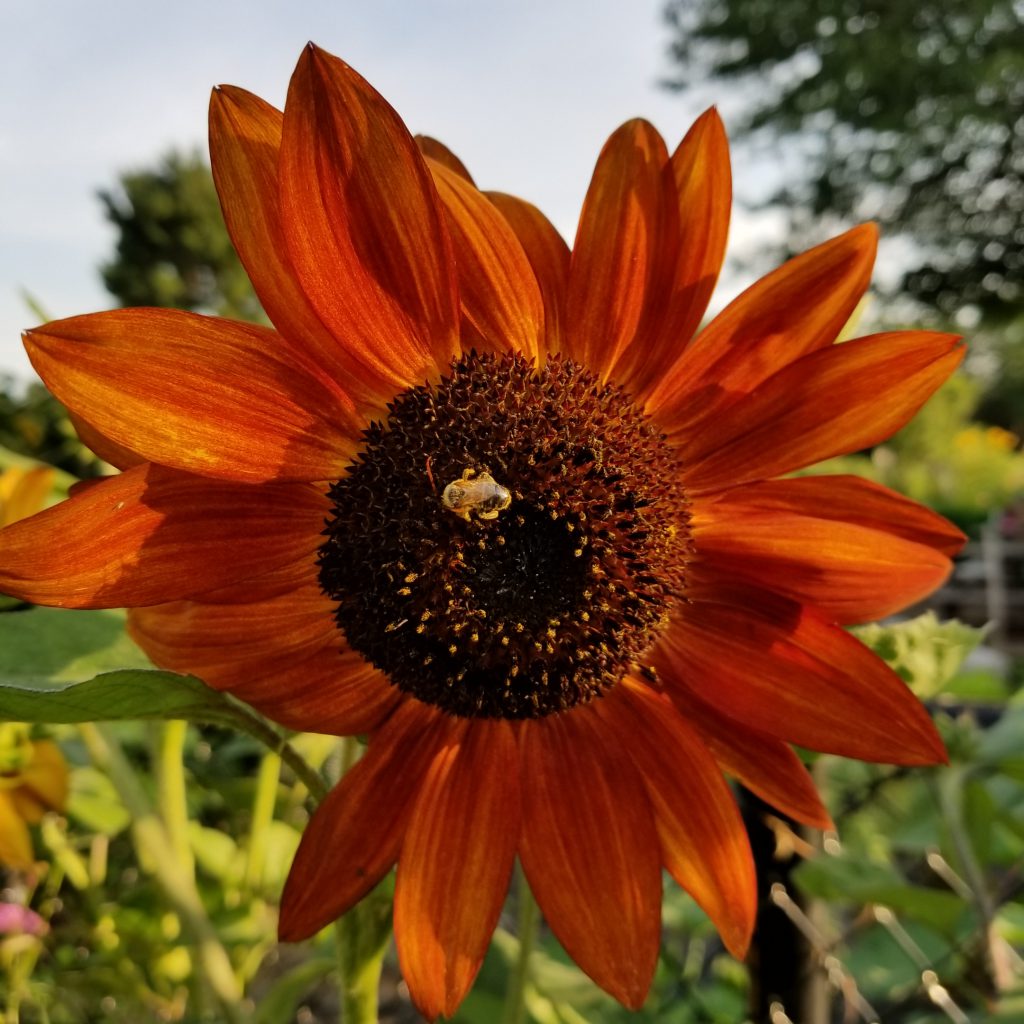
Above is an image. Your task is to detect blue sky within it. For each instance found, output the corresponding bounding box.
[1,0,784,381]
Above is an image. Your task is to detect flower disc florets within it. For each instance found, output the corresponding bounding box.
[319,352,691,719]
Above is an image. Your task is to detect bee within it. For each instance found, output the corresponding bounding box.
[441,468,512,521]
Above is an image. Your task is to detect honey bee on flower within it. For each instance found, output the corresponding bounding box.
[441,468,512,521]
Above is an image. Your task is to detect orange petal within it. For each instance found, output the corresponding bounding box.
[656,582,947,765]
[231,649,401,736]
[649,224,878,430]
[279,45,459,388]
[594,681,757,957]
[0,463,326,608]
[25,310,359,484]
[690,488,956,624]
[563,119,669,380]
[616,109,732,400]
[486,192,570,359]
[665,684,832,830]
[69,412,144,471]
[129,583,399,736]
[20,741,69,813]
[209,85,389,412]
[681,331,965,492]
[698,475,965,556]
[395,719,519,1020]
[0,792,33,870]
[519,706,661,1008]
[128,574,336,674]
[427,159,543,362]
[415,135,475,183]
[279,700,449,941]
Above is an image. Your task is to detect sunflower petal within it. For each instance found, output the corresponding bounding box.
[666,685,832,829]
[209,85,387,410]
[427,160,543,361]
[486,191,569,359]
[681,331,965,492]
[657,582,947,765]
[128,576,336,674]
[618,108,732,400]
[0,464,327,608]
[234,651,401,737]
[650,224,878,431]
[564,119,669,379]
[279,701,448,941]
[697,476,965,556]
[595,681,756,958]
[25,310,358,483]
[691,488,956,623]
[129,590,399,736]
[395,719,519,1020]
[519,707,660,1008]
[415,135,475,183]
[279,44,459,386]
[69,413,144,471]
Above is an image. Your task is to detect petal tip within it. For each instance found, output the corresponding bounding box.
[695,105,726,133]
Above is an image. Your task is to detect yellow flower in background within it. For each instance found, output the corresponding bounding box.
[0,464,67,870]
[0,725,68,871]
[0,465,55,529]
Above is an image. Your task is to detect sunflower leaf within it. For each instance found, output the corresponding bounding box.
[0,606,245,728]
[0,667,255,728]
[0,607,247,724]
[0,607,151,683]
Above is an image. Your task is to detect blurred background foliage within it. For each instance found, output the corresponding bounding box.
[1,2,1022,1021]
[98,150,263,323]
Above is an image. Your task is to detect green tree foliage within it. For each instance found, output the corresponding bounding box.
[99,150,261,321]
[662,0,1023,325]
[0,379,101,478]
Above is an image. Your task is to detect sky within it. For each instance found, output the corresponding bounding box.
[0,0,782,383]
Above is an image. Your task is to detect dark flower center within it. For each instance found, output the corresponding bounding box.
[318,352,691,719]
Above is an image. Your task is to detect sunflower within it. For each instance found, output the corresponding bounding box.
[0,43,964,1017]
[0,725,68,871]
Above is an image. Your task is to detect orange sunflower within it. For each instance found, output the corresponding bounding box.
[0,43,964,1017]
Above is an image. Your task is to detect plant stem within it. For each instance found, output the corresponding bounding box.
[230,708,327,802]
[502,866,539,1024]
[79,723,245,1023]
[244,751,281,894]
[329,736,390,1024]
[156,720,195,876]
[334,885,393,1024]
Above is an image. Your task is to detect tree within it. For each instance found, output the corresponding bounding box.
[662,0,1023,326]
[99,150,261,321]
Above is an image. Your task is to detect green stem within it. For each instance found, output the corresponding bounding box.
[937,768,1008,993]
[79,723,245,1023]
[232,709,327,802]
[502,867,539,1024]
[156,720,195,876]
[330,736,390,1024]
[244,751,281,893]
[334,885,393,1024]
